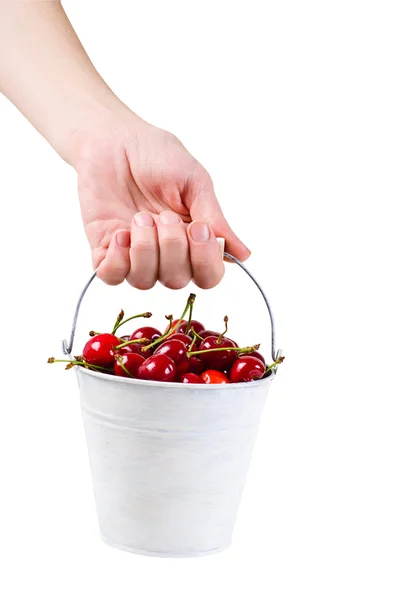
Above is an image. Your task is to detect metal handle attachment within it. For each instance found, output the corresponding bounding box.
[62,253,281,367]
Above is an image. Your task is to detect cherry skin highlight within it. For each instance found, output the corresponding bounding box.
[137,355,176,382]
[114,353,145,378]
[179,373,205,384]
[230,356,266,383]
[201,370,230,384]
[82,333,120,368]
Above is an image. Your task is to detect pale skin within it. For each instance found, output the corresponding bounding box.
[0,1,250,289]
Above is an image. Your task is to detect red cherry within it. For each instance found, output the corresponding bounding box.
[114,353,145,378]
[224,337,239,348]
[201,370,230,384]
[240,350,266,368]
[177,355,205,375]
[167,333,199,351]
[83,333,120,368]
[137,354,176,382]
[177,320,205,335]
[130,326,162,343]
[189,356,205,374]
[199,329,220,340]
[230,356,266,383]
[153,339,187,366]
[176,358,190,375]
[198,336,238,370]
[119,342,145,356]
[179,373,205,384]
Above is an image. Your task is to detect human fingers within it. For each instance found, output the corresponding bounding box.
[126,212,159,290]
[187,221,224,289]
[157,210,191,289]
[96,229,131,285]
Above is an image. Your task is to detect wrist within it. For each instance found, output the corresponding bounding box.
[58,95,142,168]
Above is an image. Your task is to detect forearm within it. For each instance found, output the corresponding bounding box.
[0,0,129,164]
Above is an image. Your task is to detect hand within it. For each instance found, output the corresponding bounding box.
[73,110,250,290]
[0,2,249,290]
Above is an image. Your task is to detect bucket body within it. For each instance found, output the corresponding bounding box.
[77,368,274,557]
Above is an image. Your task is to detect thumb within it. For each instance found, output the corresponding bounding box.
[209,209,251,261]
[189,179,251,261]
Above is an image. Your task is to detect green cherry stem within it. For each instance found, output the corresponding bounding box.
[143,293,196,352]
[265,356,285,371]
[187,344,260,359]
[188,334,198,353]
[115,338,150,350]
[112,312,152,335]
[47,358,113,373]
[89,330,101,337]
[185,298,195,335]
[111,310,125,334]
[190,327,204,341]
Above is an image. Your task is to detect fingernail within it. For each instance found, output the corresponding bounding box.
[190,221,210,243]
[116,230,130,247]
[159,211,181,225]
[134,212,154,227]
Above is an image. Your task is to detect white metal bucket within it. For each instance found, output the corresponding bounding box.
[77,368,274,557]
[62,249,282,557]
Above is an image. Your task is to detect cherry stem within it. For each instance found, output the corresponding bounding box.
[187,344,260,359]
[143,293,196,351]
[111,310,125,334]
[115,338,150,350]
[115,355,133,377]
[112,312,152,335]
[217,316,229,343]
[47,358,113,373]
[190,327,204,341]
[188,334,198,353]
[185,299,194,335]
[265,356,285,371]
[89,330,101,337]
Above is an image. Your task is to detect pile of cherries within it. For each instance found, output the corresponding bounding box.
[48,294,283,384]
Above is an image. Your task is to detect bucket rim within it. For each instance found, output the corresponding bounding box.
[75,365,275,389]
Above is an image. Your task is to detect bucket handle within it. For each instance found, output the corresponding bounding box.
[62,251,282,367]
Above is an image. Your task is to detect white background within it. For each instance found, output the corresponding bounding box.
[0,1,394,598]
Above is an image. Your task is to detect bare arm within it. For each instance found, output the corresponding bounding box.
[0,0,130,162]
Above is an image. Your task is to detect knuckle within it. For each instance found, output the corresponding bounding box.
[162,129,182,146]
[131,239,156,253]
[159,227,187,242]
